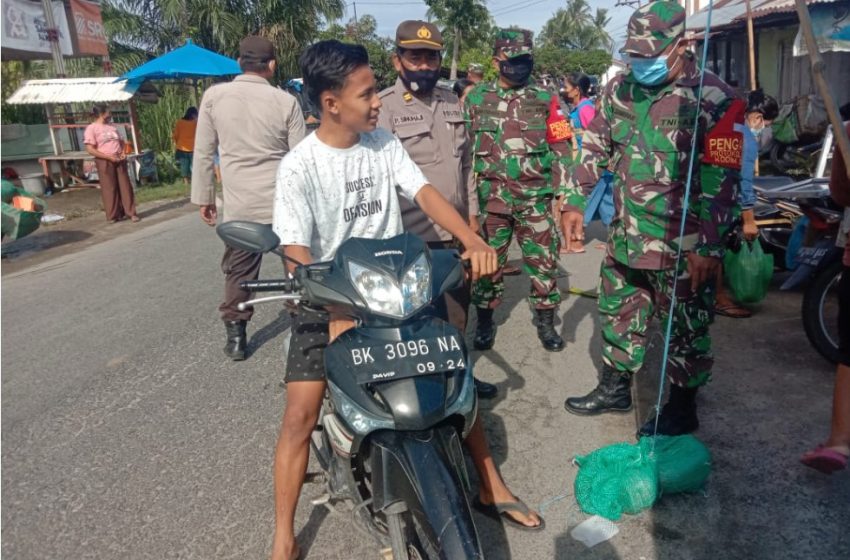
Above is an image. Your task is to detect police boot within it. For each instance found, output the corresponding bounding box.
[223,320,247,361]
[473,307,496,350]
[535,308,564,352]
[637,385,699,438]
[564,366,632,415]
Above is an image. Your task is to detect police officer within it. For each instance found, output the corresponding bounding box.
[377,20,497,400]
[465,28,573,352]
[560,1,748,437]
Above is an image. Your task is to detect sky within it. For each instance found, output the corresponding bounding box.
[342,0,636,53]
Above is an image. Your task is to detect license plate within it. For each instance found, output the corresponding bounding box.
[796,246,830,267]
[348,334,466,384]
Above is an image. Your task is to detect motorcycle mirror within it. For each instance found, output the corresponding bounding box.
[216,221,281,254]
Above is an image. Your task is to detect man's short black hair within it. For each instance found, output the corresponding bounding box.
[746,89,779,121]
[300,40,370,113]
[239,58,273,73]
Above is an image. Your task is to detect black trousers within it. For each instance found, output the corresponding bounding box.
[219,245,263,322]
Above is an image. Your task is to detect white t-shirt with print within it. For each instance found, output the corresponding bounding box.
[273,128,428,262]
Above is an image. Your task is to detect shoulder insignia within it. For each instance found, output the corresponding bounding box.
[403,92,413,102]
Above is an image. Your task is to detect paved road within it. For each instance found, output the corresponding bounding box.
[2,211,848,559]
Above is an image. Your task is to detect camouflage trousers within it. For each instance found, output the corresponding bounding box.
[599,255,715,388]
[471,200,561,310]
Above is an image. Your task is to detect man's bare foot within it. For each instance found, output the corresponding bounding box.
[478,490,542,528]
[271,536,300,560]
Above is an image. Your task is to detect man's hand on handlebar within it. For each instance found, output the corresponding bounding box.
[461,235,498,281]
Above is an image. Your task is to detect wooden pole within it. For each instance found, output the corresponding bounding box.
[745,0,757,90]
[745,0,759,174]
[794,0,850,181]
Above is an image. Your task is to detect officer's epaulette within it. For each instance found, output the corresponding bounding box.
[377,87,395,100]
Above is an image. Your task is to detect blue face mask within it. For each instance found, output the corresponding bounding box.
[629,55,670,86]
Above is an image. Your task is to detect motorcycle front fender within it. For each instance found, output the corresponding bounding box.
[369,425,482,559]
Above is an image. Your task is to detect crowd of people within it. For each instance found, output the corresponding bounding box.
[173,1,848,558]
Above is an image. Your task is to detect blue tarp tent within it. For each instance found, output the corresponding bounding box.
[121,39,241,81]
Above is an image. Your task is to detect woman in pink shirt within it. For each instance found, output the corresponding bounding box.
[84,105,139,223]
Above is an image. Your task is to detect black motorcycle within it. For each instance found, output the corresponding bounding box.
[217,222,482,560]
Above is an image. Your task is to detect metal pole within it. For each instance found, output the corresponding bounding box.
[745,0,757,90]
[794,0,850,181]
[40,0,67,77]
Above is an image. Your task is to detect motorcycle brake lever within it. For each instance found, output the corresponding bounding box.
[237,294,301,311]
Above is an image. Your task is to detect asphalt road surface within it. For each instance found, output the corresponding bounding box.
[2,211,848,559]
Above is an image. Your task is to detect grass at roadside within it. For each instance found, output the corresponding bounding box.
[135,180,191,205]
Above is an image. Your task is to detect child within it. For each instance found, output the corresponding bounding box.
[270,40,542,560]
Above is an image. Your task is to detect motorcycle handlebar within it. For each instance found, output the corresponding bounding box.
[240,278,300,293]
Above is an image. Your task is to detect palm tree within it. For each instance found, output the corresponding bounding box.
[102,0,345,76]
[425,0,491,79]
[539,0,611,52]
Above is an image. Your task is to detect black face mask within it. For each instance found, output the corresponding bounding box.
[400,68,440,94]
[499,55,533,85]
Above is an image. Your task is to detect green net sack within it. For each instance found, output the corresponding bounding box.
[574,436,713,520]
[652,435,712,495]
[724,239,774,304]
[574,442,658,520]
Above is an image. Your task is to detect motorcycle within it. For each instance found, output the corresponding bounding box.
[755,177,843,364]
[217,221,483,560]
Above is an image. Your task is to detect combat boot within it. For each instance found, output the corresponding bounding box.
[535,308,564,352]
[637,385,699,438]
[473,307,496,350]
[223,320,247,361]
[564,366,632,415]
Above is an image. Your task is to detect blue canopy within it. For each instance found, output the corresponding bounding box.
[121,39,241,81]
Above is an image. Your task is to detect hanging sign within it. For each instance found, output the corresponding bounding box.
[1,0,73,57]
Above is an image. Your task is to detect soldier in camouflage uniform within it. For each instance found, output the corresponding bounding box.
[561,1,750,437]
[465,28,574,352]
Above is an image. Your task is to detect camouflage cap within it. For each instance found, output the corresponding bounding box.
[395,20,443,51]
[494,28,533,58]
[467,62,484,75]
[620,1,685,57]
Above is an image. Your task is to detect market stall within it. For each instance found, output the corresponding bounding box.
[5,77,157,189]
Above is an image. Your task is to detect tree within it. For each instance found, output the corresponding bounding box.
[534,45,611,78]
[318,15,396,89]
[425,0,492,79]
[538,0,611,52]
[102,0,345,77]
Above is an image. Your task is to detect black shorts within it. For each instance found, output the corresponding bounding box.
[285,306,330,383]
[839,266,850,367]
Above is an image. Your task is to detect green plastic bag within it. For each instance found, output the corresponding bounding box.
[723,239,774,304]
[653,435,711,495]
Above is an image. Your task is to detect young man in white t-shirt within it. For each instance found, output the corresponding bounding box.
[270,41,543,560]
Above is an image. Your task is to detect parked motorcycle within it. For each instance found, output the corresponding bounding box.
[755,176,843,363]
[217,222,482,560]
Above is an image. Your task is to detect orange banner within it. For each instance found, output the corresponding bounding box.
[69,0,107,56]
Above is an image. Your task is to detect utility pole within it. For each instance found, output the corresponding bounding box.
[41,0,67,77]
[352,2,359,27]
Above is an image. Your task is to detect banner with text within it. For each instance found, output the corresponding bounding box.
[69,0,107,56]
[1,0,73,57]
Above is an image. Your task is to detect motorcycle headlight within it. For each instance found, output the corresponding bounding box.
[348,254,431,318]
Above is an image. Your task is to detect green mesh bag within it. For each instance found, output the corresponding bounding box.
[574,442,657,520]
[574,436,712,520]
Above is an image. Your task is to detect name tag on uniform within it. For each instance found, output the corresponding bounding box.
[443,109,462,119]
[393,114,425,125]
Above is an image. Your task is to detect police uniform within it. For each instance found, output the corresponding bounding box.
[376,21,478,330]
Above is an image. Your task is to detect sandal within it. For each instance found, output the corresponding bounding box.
[472,496,546,532]
[714,303,752,319]
[801,445,848,474]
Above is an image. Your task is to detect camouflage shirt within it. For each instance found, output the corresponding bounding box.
[465,82,572,214]
[561,57,745,270]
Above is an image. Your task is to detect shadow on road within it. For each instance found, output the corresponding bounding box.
[1,229,92,260]
[294,505,331,559]
[248,309,292,358]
